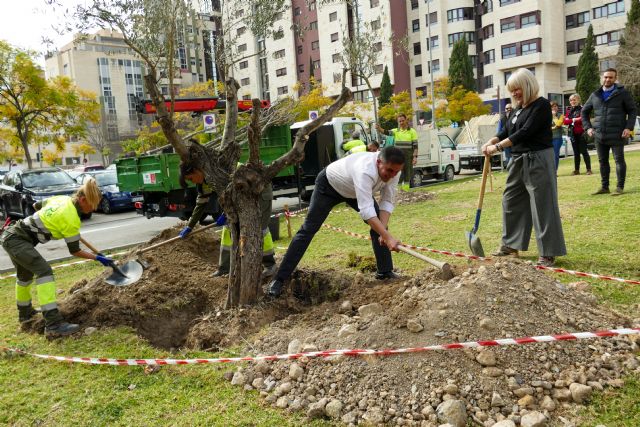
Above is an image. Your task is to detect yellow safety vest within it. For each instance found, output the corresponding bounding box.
[26,196,81,244]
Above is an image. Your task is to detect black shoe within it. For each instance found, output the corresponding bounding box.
[45,321,80,337]
[611,187,624,196]
[267,279,284,298]
[375,271,401,280]
[212,270,228,277]
[18,305,38,323]
[591,187,610,195]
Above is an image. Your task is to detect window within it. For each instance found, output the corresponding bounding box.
[448,32,474,47]
[415,64,423,77]
[483,50,495,64]
[277,86,288,95]
[566,39,585,55]
[332,53,341,63]
[309,21,318,30]
[482,0,494,13]
[297,45,303,55]
[411,0,418,9]
[594,1,624,19]
[370,0,379,7]
[274,49,285,59]
[566,11,590,29]
[238,43,247,53]
[482,24,494,39]
[428,36,439,49]
[427,12,437,25]
[294,7,301,16]
[596,30,622,46]
[298,64,304,73]
[312,60,321,70]
[521,40,538,55]
[371,19,381,31]
[483,75,493,89]
[235,8,244,17]
[308,1,316,11]
[276,68,286,77]
[373,42,382,52]
[567,66,577,80]
[499,0,520,5]
[237,27,246,36]
[412,19,420,32]
[273,29,284,40]
[239,60,248,69]
[520,12,537,28]
[329,11,337,21]
[374,64,383,74]
[333,72,342,83]
[331,32,339,42]
[311,40,319,50]
[428,59,440,73]
[599,58,616,72]
[502,44,516,58]
[241,77,250,86]
[413,42,421,55]
[501,17,516,32]
[447,7,473,23]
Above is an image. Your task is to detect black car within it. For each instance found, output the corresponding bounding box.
[0,167,87,220]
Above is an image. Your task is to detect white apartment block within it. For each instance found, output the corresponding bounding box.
[410,0,633,113]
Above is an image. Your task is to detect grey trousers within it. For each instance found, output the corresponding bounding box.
[502,148,567,257]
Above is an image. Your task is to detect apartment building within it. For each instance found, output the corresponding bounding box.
[228,0,411,116]
[45,8,222,160]
[409,0,632,112]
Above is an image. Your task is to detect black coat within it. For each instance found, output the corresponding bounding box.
[582,85,638,146]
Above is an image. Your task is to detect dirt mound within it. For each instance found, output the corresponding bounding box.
[396,189,435,205]
[225,260,638,426]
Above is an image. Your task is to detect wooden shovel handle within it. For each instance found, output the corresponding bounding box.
[137,223,217,254]
[477,155,492,210]
[80,237,100,255]
[398,245,454,280]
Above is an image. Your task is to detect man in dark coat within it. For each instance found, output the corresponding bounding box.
[582,68,638,196]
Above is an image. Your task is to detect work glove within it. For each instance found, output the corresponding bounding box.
[179,226,192,239]
[95,254,115,267]
[215,213,227,226]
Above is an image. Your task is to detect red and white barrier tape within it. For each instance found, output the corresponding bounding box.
[0,250,130,281]
[2,328,637,366]
[322,223,640,286]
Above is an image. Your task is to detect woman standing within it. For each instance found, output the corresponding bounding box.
[550,101,565,170]
[1,178,111,336]
[481,68,566,267]
[564,94,592,175]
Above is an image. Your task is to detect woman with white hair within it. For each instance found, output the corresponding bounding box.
[481,68,566,267]
[0,178,112,336]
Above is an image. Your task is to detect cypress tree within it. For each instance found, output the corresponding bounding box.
[377,66,395,130]
[448,38,475,92]
[575,25,600,104]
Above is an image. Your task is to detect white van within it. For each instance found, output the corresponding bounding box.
[410,129,461,186]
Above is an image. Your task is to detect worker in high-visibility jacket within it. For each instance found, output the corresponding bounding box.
[0,179,113,336]
[342,131,367,155]
[179,161,276,279]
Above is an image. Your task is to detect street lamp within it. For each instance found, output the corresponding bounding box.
[426,0,436,129]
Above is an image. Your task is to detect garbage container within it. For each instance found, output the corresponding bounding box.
[268,215,280,241]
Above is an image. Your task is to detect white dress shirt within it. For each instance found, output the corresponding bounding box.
[325,152,399,221]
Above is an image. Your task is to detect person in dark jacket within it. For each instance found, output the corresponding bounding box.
[481,68,566,267]
[563,93,591,175]
[582,68,638,196]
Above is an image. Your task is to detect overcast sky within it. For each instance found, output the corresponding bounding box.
[1,0,81,64]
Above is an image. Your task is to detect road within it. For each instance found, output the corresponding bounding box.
[0,210,180,272]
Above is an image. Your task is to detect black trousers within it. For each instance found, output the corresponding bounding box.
[275,169,393,282]
[570,133,591,171]
[596,142,626,189]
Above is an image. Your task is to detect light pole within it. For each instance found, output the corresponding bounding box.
[426,0,436,129]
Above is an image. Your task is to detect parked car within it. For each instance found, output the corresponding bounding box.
[632,116,640,142]
[0,167,85,220]
[72,163,105,173]
[559,136,574,158]
[76,170,138,214]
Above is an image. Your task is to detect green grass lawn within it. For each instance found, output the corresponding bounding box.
[1,150,639,426]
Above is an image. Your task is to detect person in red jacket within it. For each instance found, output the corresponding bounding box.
[563,93,592,175]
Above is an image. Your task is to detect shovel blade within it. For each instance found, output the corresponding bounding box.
[466,231,485,258]
[105,260,144,287]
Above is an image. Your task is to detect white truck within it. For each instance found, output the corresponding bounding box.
[455,114,503,171]
[410,129,461,187]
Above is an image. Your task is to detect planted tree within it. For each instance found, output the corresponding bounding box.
[576,25,600,104]
[0,41,99,169]
[59,0,352,307]
[448,39,475,92]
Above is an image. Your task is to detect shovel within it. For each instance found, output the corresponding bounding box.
[135,222,218,258]
[80,237,143,287]
[466,154,492,257]
[398,245,454,280]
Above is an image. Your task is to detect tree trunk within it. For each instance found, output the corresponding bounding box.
[17,121,33,169]
[363,76,378,123]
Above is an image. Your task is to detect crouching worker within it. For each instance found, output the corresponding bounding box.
[0,178,111,336]
[267,146,405,298]
[179,161,276,279]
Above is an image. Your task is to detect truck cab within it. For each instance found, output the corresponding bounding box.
[410,129,461,187]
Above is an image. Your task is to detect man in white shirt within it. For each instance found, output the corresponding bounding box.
[268,147,405,298]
